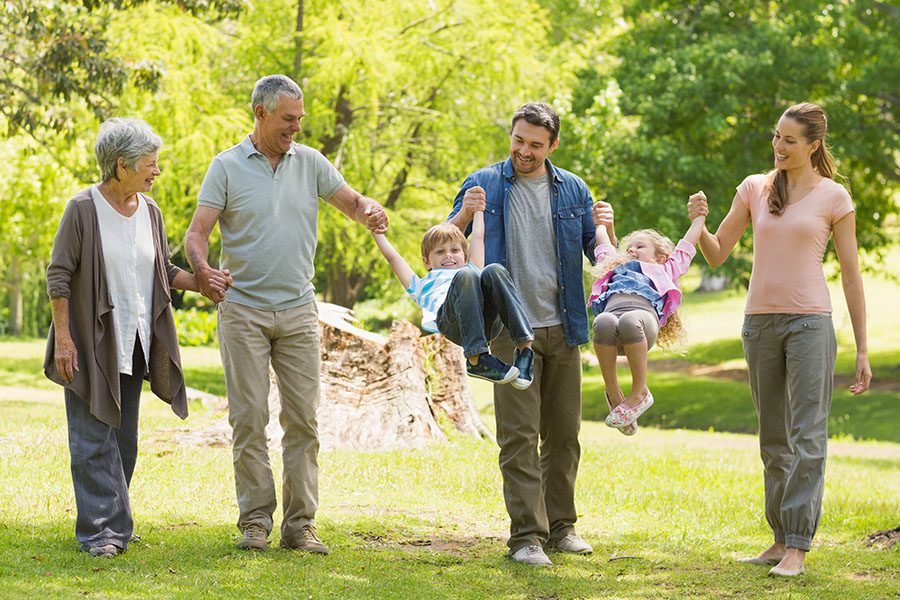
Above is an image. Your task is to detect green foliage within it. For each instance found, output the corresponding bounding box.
[172,307,218,347]
[559,1,899,283]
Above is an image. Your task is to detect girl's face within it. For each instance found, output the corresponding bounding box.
[772,116,819,171]
[626,234,663,263]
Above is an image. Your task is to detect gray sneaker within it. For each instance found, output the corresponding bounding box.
[236,523,269,550]
[548,533,593,554]
[510,544,552,566]
[281,523,330,554]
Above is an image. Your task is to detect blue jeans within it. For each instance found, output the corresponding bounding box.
[436,263,534,358]
[65,335,144,552]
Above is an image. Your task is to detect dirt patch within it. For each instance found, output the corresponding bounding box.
[352,532,501,558]
[866,527,900,549]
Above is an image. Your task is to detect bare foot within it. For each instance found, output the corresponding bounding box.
[738,542,785,566]
[769,548,806,576]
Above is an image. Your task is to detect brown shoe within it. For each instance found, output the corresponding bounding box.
[88,544,120,557]
[281,523,329,554]
[236,523,269,550]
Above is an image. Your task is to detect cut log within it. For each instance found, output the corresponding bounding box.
[175,302,492,452]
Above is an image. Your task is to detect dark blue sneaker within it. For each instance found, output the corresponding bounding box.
[466,353,519,384]
[511,347,534,390]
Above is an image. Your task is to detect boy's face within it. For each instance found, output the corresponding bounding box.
[423,240,467,270]
[626,234,663,263]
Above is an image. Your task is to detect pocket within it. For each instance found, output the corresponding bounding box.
[787,315,825,334]
[484,203,502,238]
[741,327,761,341]
[558,205,589,241]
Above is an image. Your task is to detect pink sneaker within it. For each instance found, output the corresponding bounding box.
[605,390,653,429]
[605,390,637,435]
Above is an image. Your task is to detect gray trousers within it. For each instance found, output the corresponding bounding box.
[65,336,144,552]
[218,300,321,539]
[491,325,582,553]
[742,313,836,552]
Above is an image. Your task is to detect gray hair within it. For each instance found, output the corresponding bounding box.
[94,118,163,182]
[251,74,304,117]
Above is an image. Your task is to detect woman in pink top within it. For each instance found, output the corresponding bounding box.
[688,103,871,577]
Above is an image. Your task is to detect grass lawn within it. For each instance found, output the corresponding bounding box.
[1,249,897,598]
[1,380,898,599]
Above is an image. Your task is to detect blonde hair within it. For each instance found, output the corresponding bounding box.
[421,222,468,268]
[766,102,837,216]
[595,228,684,348]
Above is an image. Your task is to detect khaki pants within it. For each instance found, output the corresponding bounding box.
[742,313,836,552]
[491,325,582,552]
[217,300,321,538]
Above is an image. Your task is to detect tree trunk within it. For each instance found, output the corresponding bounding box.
[177,303,492,451]
[696,268,728,292]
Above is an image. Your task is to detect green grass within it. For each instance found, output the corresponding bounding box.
[1,386,897,599]
[1,250,897,597]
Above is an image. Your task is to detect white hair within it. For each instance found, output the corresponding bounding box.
[251,74,304,117]
[94,118,162,182]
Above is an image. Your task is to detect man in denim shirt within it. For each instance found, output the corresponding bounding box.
[448,103,616,566]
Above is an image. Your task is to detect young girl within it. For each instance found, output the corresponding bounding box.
[589,194,706,435]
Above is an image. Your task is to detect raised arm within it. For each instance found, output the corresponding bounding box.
[682,191,708,246]
[329,184,388,233]
[372,232,415,289]
[592,200,617,248]
[469,210,485,269]
[687,191,750,267]
[832,211,871,395]
[449,184,486,234]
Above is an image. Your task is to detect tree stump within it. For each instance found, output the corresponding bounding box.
[178,302,493,452]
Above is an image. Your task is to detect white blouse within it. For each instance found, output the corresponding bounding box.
[91,185,155,375]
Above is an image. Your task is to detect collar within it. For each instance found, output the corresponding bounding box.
[240,134,296,159]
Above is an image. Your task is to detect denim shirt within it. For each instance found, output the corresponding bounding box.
[591,261,665,319]
[448,158,596,346]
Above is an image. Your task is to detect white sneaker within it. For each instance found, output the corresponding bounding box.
[510,544,553,566]
[548,533,593,554]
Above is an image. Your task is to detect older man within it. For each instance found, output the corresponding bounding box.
[449,102,615,566]
[185,75,387,553]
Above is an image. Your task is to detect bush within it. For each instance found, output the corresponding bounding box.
[173,307,217,347]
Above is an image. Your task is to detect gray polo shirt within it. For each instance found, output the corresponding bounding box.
[198,135,345,311]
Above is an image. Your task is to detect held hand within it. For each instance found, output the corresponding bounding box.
[364,204,388,234]
[198,265,227,303]
[592,200,615,227]
[462,186,486,219]
[849,352,872,395]
[687,191,709,220]
[55,334,79,384]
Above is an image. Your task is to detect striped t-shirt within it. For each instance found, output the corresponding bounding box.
[406,263,480,333]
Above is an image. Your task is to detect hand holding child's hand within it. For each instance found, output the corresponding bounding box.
[463,186,486,218]
[592,200,615,227]
[687,191,708,221]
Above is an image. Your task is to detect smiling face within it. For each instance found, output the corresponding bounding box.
[509,120,558,178]
[625,233,663,263]
[772,116,820,171]
[255,95,305,156]
[423,239,468,271]
[119,151,160,193]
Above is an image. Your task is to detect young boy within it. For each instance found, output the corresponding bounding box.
[372,204,535,388]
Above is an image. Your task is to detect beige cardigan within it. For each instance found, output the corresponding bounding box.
[44,188,188,427]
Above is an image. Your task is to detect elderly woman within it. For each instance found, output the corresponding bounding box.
[688,103,871,577]
[44,118,230,557]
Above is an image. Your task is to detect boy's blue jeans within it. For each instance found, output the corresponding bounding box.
[436,263,534,358]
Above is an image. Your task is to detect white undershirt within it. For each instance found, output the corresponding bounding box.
[91,185,155,375]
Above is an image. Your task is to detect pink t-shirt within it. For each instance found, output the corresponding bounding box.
[738,173,854,314]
